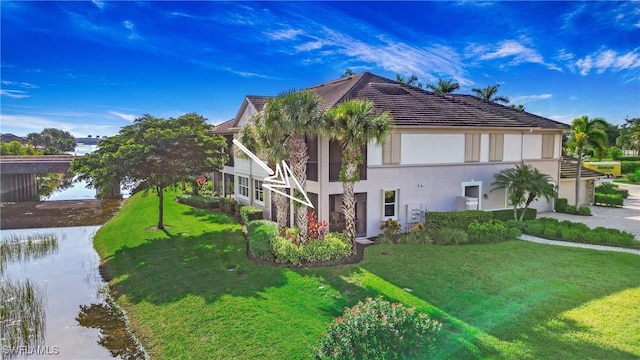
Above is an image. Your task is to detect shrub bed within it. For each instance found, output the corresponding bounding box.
[594,193,624,207]
[246,220,278,261]
[467,221,521,244]
[621,161,640,175]
[175,195,220,209]
[271,232,351,265]
[219,197,238,215]
[429,228,468,245]
[555,198,592,216]
[520,218,638,248]
[240,206,263,224]
[490,208,537,221]
[595,183,629,199]
[425,210,492,231]
[314,296,441,360]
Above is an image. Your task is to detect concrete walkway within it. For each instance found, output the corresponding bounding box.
[538,182,640,239]
[519,234,640,256]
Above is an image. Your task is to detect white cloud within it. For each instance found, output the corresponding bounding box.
[570,95,578,101]
[295,41,324,52]
[0,89,30,99]
[91,0,104,9]
[510,94,553,104]
[123,20,134,30]
[264,28,303,40]
[0,114,116,137]
[109,111,136,122]
[1,81,38,89]
[576,48,640,75]
[467,39,559,70]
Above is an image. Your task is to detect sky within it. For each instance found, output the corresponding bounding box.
[1,1,639,138]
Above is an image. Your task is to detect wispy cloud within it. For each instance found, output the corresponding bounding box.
[109,111,136,122]
[1,81,38,89]
[511,94,552,104]
[91,0,104,10]
[466,39,560,70]
[0,114,116,137]
[575,48,640,75]
[0,89,30,98]
[264,28,303,40]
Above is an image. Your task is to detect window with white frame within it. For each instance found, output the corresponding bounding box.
[238,176,249,198]
[254,179,264,203]
[383,189,399,219]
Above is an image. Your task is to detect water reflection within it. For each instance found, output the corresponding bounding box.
[1,227,145,359]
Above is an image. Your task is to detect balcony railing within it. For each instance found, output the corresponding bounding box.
[329,162,367,182]
[306,161,318,182]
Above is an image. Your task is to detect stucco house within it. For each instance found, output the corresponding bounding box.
[558,157,605,206]
[212,72,569,238]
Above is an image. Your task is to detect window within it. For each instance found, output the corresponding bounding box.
[382,133,401,164]
[489,134,504,161]
[542,134,555,159]
[465,133,481,162]
[254,179,264,203]
[383,189,399,219]
[238,176,249,198]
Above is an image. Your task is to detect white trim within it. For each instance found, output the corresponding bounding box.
[237,175,249,199]
[461,181,482,210]
[253,178,264,205]
[382,188,399,220]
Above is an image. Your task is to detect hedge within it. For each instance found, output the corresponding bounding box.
[175,195,220,209]
[240,206,263,224]
[425,210,492,231]
[554,198,592,216]
[220,197,238,215]
[489,208,537,221]
[247,220,278,261]
[621,161,640,174]
[595,183,629,199]
[594,193,624,207]
[521,218,637,248]
[618,156,640,162]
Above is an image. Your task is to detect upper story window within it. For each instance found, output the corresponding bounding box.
[465,133,481,162]
[238,176,249,198]
[542,134,555,159]
[254,179,264,203]
[489,134,504,162]
[382,133,401,165]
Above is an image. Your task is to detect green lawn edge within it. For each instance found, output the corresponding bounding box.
[94,190,640,359]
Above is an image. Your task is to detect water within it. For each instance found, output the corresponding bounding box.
[1,227,145,359]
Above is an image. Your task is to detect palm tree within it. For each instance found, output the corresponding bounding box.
[509,104,526,112]
[492,164,557,221]
[569,115,608,210]
[426,78,460,94]
[471,84,510,104]
[396,74,422,89]
[324,99,392,249]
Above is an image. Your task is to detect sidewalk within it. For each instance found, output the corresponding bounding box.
[519,234,640,256]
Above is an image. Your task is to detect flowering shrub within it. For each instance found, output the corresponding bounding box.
[314,296,441,360]
[286,227,300,244]
[272,232,352,264]
[307,211,329,241]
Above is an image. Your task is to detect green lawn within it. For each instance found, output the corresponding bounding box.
[95,190,640,359]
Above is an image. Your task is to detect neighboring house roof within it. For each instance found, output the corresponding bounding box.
[0,133,28,144]
[245,95,270,111]
[560,157,605,179]
[212,119,235,134]
[307,72,569,129]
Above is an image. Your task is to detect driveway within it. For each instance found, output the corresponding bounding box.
[538,182,640,240]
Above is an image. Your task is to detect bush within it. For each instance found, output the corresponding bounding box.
[555,198,593,216]
[425,210,492,231]
[175,195,221,209]
[398,230,432,245]
[490,208,537,221]
[247,220,278,261]
[578,206,592,216]
[466,221,515,244]
[596,183,629,199]
[220,197,238,215]
[521,218,638,248]
[594,193,624,207]
[314,296,441,360]
[240,206,263,224]
[379,219,402,238]
[302,232,351,262]
[307,211,329,241]
[271,236,302,265]
[621,161,640,175]
[430,228,468,245]
[619,156,640,162]
[627,168,640,183]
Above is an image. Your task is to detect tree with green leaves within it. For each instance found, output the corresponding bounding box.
[569,115,608,210]
[426,78,460,94]
[324,99,392,248]
[617,117,640,154]
[509,104,526,112]
[471,84,510,104]
[26,128,76,154]
[491,164,557,221]
[341,69,355,78]
[396,74,422,89]
[70,113,227,229]
[0,141,43,155]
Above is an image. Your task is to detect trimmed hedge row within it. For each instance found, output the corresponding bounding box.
[594,193,624,207]
[621,161,640,174]
[247,220,278,261]
[425,210,492,231]
[240,206,263,224]
[220,198,238,215]
[489,208,537,221]
[175,195,220,209]
[555,198,592,216]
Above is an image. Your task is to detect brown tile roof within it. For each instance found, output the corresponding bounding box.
[306,72,569,130]
[212,118,235,134]
[246,95,270,111]
[560,157,605,179]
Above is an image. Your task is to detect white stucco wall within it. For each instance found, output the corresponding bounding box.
[480,134,489,162]
[503,134,522,162]
[559,178,592,206]
[368,141,383,166]
[523,134,542,160]
[400,134,465,164]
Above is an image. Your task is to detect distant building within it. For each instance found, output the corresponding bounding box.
[0,133,28,145]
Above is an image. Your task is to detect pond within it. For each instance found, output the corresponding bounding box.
[1,228,145,359]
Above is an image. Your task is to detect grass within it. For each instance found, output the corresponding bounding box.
[613,178,639,185]
[95,190,640,359]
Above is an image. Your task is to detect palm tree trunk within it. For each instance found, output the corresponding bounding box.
[274,192,289,237]
[157,185,164,229]
[342,162,357,252]
[290,135,309,242]
[575,151,583,211]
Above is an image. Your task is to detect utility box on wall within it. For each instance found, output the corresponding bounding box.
[405,203,428,231]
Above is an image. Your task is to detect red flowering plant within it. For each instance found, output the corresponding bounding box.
[307,211,329,241]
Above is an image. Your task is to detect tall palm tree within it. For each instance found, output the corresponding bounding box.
[570,115,608,210]
[324,99,392,250]
[396,74,422,88]
[426,78,460,94]
[471,84,510,104]
[492,164,557,221]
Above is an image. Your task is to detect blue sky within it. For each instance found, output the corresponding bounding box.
[1,1,639,137]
